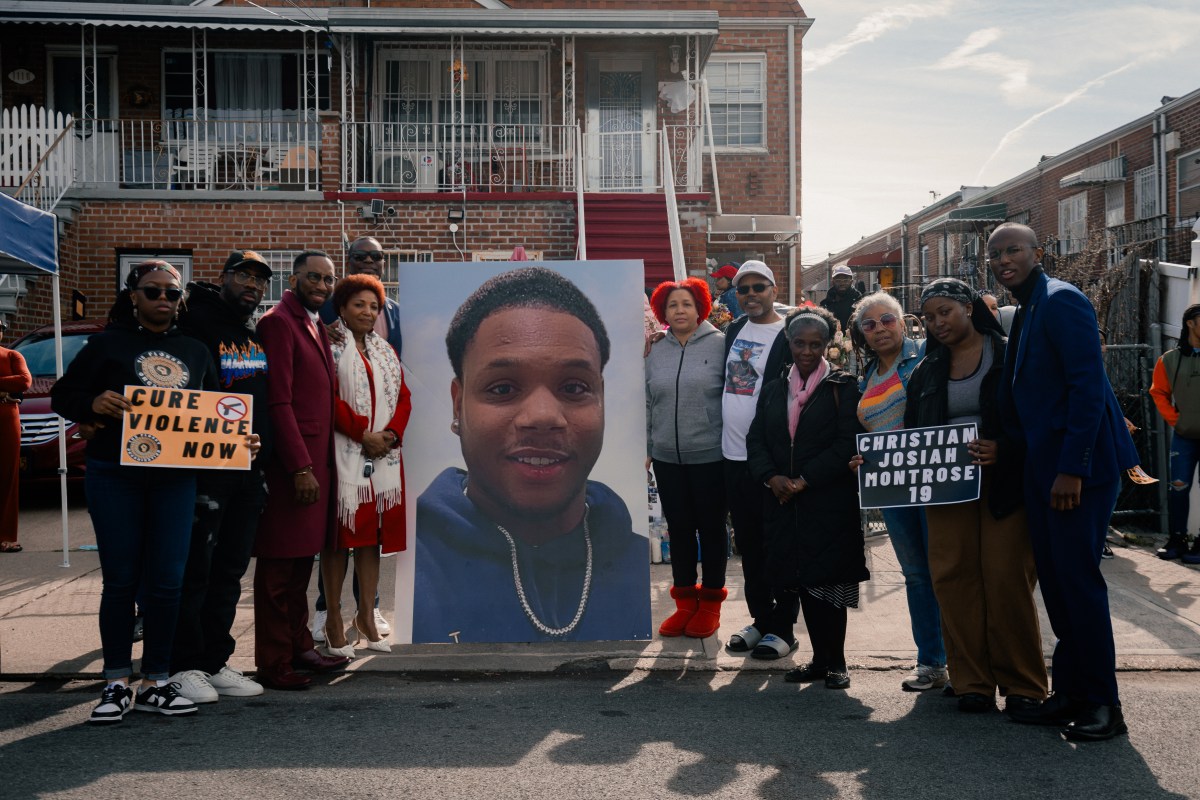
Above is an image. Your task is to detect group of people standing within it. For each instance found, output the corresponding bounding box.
[51,236,411,724]
[646,223,1137,742]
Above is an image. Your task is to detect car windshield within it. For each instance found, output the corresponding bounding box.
[14,334,91,377]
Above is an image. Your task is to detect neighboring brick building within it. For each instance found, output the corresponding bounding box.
[810,88,1200,315]
[0,0,812,333]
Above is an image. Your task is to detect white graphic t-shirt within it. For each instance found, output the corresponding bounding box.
[721,318,785,460]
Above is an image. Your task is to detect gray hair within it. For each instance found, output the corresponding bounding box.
[849,291,903,333]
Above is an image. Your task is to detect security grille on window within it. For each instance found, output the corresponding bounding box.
[1105,183,1126,228]
[379,251,434,301]
[252,251,296,315]
[1133,165,1156,221]
[1057,192,1088,254]
[705,56,765,149]
[1177,149,1200,221]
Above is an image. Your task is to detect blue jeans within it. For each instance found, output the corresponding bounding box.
[86,459,196,681]
[881,506,945,668]
[1168,432,1200,536]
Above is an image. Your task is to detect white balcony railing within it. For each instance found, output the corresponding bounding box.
[345,121,577,193]
[343,121,703,194]
[67,117,321,191]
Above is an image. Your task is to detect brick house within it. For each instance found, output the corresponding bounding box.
[0,0,811,333]
[809,88,1200,316]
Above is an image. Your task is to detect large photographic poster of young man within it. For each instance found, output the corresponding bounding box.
[395,261,651,644]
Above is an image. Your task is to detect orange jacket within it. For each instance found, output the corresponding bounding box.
[1150,355,1179,427]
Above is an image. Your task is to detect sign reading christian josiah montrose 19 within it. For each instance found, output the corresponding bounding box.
[856,423,980,510]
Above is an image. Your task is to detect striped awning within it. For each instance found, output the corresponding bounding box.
[0,1,325,32]
[328,9,720,38]
[917,203,1007,235]
[1060,156,1127,188]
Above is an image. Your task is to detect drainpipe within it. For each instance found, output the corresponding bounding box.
[787,23,797,306]
[1157,111,1169,262]
[900,216,909,308]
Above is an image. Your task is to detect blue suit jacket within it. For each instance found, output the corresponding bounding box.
[319,295,402,359]
[998,272,1137,489]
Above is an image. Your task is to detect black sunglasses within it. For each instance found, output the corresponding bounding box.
[134,286,183,301]
[736,282,771,295]
[351,250,385,262]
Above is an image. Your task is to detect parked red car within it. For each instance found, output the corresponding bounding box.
[13,321,105,484]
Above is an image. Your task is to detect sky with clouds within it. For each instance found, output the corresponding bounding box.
[799,1,1200,267]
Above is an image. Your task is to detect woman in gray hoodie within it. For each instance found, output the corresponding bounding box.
[646,278,728,638]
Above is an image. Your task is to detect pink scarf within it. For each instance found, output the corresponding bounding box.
[788,359,830,439]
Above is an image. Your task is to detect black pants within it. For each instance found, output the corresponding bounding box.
[653,459,728,589]
[170,469,267,675]
[799,590,848,671]
[724,458,775,630]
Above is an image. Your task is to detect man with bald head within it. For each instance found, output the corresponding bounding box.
[989,222,1137,742]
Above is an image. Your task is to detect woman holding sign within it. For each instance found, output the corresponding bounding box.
[746,306,867,688]
[320,274,410,656]
[849,293,947,693]
[904,278,1047,715]
[51,261,220,724]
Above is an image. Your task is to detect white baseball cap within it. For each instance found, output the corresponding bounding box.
[832,265,853,277]
[734,260,775,286]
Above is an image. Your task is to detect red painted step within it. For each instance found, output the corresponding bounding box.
[580,193,674,287]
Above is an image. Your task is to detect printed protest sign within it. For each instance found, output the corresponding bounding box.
[119,386,252,470]
[857,423,980,509]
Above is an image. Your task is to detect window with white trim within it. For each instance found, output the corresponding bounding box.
[1105,183,1126,228]
[1058,192,1088,254]
[919,245,929,278]
[1177,148,1200,221]
[472,250,544,262]
[705,55,766,149]
[377,49,547,143]
[1133,165,1156,221]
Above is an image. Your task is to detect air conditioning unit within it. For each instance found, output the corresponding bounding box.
[374,151,439,191]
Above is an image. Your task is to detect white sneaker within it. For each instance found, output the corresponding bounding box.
[208,665,264,697]
[311,609,328,643]
[373,609,391,637]
[168,669,219,704]
[902,664,949,692]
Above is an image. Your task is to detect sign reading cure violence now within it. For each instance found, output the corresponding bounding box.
[119,386,253,470]
[856,423,980,510]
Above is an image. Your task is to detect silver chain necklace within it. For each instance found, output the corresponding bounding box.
[494,505,593,637]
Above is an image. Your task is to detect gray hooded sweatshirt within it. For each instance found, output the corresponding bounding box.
[646,320,725,464]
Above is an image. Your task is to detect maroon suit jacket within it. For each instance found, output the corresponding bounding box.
[254,289,337,558]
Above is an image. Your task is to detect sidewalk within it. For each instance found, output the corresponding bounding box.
[3,495,1199,678]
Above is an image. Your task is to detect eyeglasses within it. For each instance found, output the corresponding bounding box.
[736,282,771,296]
[859,313,899,333]
[228,270,269,289]
[986,244,1026,261]
[133,286,183,302]
[302,272,336,287]
[350,250,385,263]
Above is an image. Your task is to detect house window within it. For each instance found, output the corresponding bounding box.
[379,250,434,301]
[248,251,296,316]
[1058,192,1088,254]
[1105,183,1126,228]
[1133,165,1156,221]
[705,55,765,149]
[377,50,547,140]
[163,50,331,120]
[1177,149,1200,222]
[919,245,929,278]
[47,50,118,118]
[472,250,544,262]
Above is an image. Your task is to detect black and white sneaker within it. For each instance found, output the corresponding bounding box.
[135,682,199,716]
[88,683,134,724]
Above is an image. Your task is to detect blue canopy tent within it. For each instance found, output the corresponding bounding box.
[0,192,70,566]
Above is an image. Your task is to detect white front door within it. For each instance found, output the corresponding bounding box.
[586,55,656,191]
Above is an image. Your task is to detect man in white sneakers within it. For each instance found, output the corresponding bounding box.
[718,261,793,659]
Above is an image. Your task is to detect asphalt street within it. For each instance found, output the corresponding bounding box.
[1,669,1197,800]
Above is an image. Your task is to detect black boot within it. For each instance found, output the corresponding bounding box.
[1158,533,1188,560]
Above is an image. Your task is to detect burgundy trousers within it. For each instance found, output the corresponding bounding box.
[253,555,316,672]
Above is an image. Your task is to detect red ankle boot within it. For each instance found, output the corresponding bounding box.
[659,585,700,637]
[684,585,728,638]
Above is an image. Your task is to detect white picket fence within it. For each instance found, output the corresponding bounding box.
[0,105,75,210]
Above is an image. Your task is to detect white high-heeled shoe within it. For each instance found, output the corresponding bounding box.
[347,622,391,653]
[321,621,356,659]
